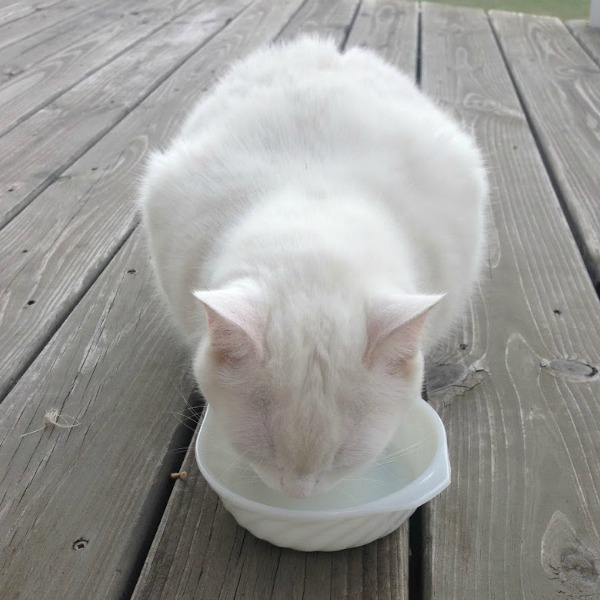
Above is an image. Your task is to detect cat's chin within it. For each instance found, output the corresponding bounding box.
[251,463,343,499]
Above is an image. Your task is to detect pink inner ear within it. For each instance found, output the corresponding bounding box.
[193,285,264,362]
[365,293,444,367]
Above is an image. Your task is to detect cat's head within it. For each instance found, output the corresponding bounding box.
[193,279,442,499]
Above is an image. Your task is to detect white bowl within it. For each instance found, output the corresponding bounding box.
[195,399,450,551]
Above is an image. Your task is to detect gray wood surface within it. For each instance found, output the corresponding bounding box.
[2,1,600,598]
[278,0,359,39]
[0,1,34,26]
[0,1,112,83]
[0,0,107,51]
[346,0,418,74]
[0,0,251,402]
[0,0,205,136]
[132,3,419,599]
[567,19,600,65]
[0,3,314,599]
[0,230,197,600]
[490,11,600,289]
[0,0,236,228]
[0,0,61,27]
[421,4,600,599]
[133,426,409,600]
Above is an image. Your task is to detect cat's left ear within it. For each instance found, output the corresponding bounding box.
[193,282,264,364]
[365,293,445,369]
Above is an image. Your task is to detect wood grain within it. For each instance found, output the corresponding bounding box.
[0,0,108,52]
[0,0,243,228]
[0,1,35,26]
[0,0,61,27]
[567,20,600,66]
[1,1,329,595]
[421,4,600,599]
[278,0,360,39]
[0,230,199,600]
[346,0,418,74]
[132,2,419,599]
[132,426,409,600]
[490,11,600,288]
[0,0,252,401]
[0,0,204,136]
[0,2,112,85]
[3,1,598,598]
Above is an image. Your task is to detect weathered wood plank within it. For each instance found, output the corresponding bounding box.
[0,230,198,600]
[0,0,108,52]
[0,0,248,229]
[0,0,59,8]
[132,2,418,599]
[0,0,266,401]
[567,20,600,65]
[133,426,409,600]
[2,0,334,595]
[0,1,35,26]
[278,0,359,39]
[0,2,110,82]
[0,0,204,136]
[421,4,600,599]
[345,0,418,74]
[490,11,600,289]
[0,0,61,27]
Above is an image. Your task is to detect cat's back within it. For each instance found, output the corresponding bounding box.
[140,37,486,342]
[140,37,431,278]
[179,37,419,140]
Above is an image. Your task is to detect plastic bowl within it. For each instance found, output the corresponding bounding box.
[195,399,450,551]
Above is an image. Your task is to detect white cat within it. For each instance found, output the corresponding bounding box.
[139,37,487,499]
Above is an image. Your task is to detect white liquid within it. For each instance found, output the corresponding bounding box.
[218,449,416,511]
[201,401,438,512]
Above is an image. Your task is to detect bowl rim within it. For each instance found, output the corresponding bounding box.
[195,399,450,520]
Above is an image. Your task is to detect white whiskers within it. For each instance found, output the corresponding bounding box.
[374,434,436,466]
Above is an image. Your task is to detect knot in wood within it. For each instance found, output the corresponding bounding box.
[542,511,600,594]
[541,359,599,382]
[559,546,599,587]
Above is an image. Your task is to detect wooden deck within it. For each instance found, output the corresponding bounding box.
[1,0,599,598]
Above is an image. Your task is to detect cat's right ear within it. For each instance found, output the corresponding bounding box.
[193,284,264,365]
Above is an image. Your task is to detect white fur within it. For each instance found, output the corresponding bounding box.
[139,37,487,498]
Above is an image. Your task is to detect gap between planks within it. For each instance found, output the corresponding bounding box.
[420,4,600,599]
[0,0,202,138]
[488,10,600,293]
[0,0,112,53]
[0,1,313,598]
[131,2,418,599]
[0,0,255,403]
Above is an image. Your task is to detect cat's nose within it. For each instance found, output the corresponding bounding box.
[281,474,318,499]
